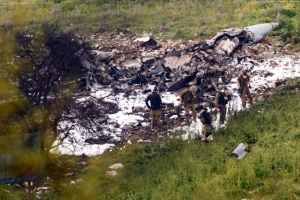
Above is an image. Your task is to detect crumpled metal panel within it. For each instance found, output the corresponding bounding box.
[141,56,156,63]
[175,53,192,68]
[79,56,94,70]
[167,72,197,91]
[164,56,180,69]
[206,28,247,46]
[90,50,115,61]
[232,143,247,159]
[163,50,181,69]
[123,58,141,69]
[214,37,239,55]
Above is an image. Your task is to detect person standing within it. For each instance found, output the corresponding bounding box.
[199,102,212,144]
[179,85,198,124]
[145,86,162,132]
[214,85,228,123]
[237,71,253,108]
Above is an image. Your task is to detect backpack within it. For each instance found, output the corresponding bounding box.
[218,92,227,105]
[183,91,193,104]
[199,110,205,123]
[200,109,211,124]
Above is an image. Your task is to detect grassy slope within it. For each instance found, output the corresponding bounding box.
[1,0,299,41]
[58,80,300,200]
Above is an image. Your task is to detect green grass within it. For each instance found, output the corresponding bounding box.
[1,0,300,43]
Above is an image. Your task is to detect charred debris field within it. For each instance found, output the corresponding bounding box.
[51,22,300,155]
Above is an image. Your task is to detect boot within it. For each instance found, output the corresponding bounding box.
[185,114,191,125]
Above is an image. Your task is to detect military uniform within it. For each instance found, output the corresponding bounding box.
[237,73,253,108]
[180,87,197,123]
[214,87,228,123]
[199,103,212,143]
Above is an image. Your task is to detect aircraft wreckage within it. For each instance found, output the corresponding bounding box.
[78,22,279,106]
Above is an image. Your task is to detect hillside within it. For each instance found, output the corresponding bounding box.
[1,0,300,42]
[59,80,300,200]
[8,80,298,200]
[1,0,300,200]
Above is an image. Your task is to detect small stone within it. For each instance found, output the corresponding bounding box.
[108,163,124,169]
[80,161,87,166]
[23,182,33,187]
[64,172,75,177]
[75,178,83,183]
[106,171,117,176]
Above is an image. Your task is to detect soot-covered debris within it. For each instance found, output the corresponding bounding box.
[53,22,300,155]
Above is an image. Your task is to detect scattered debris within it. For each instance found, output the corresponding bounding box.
[232,143,248,159]
[54,22,287,155]
[76,22,279,102]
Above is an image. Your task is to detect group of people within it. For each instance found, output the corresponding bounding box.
[145,70,253,143]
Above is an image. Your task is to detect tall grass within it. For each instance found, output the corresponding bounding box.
[1,0,300,41]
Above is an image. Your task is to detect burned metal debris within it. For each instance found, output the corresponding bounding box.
[232,143,248,159]
[58,23,282,145]
[77,22,279,105]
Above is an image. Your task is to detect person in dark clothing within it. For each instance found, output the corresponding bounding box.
[199,102,212,144]
[214,85,228,124]
[145,86,162,132]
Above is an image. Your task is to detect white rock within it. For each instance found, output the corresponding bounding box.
[108,163,124,169]
[64,172,75,177]
[106,170,117,176]
[75,178,83,183]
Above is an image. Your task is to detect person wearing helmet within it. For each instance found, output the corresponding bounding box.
[179,85,198,124]
[237,71,253,108]
[199,102,212,144]
[214,85,228,123]
[145,86,162,132]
